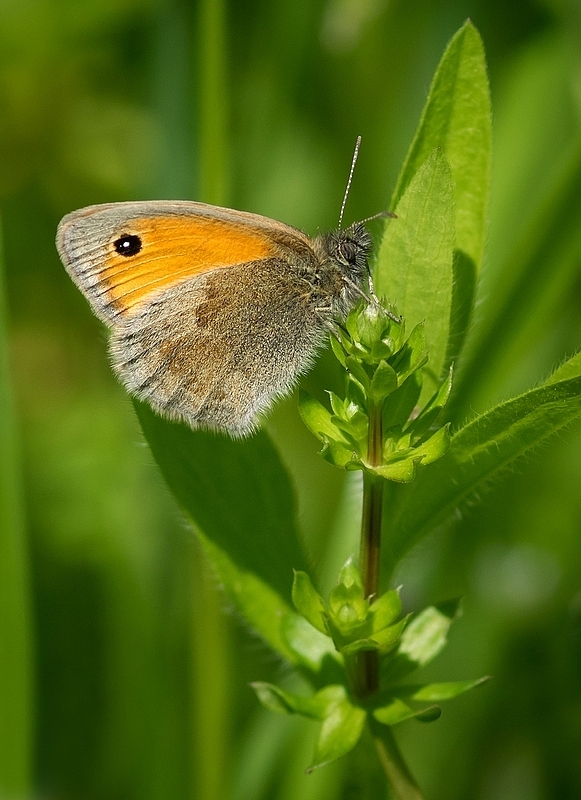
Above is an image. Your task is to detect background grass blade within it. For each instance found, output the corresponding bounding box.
[450,137,581,419]
[0,222,33,798]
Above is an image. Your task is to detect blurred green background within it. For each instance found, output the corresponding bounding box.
[1,0,581,798]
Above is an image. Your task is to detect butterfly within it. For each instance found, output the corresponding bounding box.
[56,139,385,436]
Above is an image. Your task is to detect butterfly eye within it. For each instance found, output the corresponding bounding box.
[114,234,142,257]
[339,240,358,264]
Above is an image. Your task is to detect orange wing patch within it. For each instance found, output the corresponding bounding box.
[99,216,276,316]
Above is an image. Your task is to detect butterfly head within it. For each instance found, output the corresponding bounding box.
[314,221,373,308]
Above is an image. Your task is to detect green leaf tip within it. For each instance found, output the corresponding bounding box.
[389,19,491,272]
[292,570,328,635]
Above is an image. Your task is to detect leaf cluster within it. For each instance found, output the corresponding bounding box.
[300,305,451,482]
[252,562,489,772]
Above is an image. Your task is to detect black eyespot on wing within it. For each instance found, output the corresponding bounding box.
[114,234,142,257]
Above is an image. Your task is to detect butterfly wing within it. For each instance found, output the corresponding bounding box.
[56,201,326,434]
[56,200,315,323]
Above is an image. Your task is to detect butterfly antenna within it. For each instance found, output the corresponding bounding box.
[358,210,397,225]
[338,135,362,230]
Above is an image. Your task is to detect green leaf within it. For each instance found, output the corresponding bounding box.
[372,457,423,484]
[372,697,441,726]
[390,21,491,274]
[292,571,328,634]
[251,683,346,720]
[328,560,368,635]
[384,377,581,566]
[280,614,342,678]
[331,410,368,447]
[339,638,379,655]
[307,691,367,772]
[320,438,357,469]
[383,602,460,682]
[377,149,456,392]
[382,373,422,430]
[395,677,491,702]
[410,424,451,465]
[370,588,402,632]
[391,322,427,381]
[544,350,581,384]
[371,615,409,653]
[415,706,443,723]
[330,334,347,367]
[339,616,407,655]
[298,390,348,444]
[369,360,398,402]
[451,128,581,421]
[345,355,371,391]
[135,402,307,661]
[345,373,367,410]
[406,366,453,438]
[446,249,478,370]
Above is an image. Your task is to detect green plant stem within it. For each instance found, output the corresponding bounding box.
[359,472,383,600]
[370,720,425,800]
[358,400,424,800]
[356,400,384,698]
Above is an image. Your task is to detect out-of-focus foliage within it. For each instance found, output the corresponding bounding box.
[1,1,580,799]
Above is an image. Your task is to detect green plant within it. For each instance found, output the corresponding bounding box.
[91,20,581,800]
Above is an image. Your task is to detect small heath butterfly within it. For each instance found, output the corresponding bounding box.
[56,139,383,436]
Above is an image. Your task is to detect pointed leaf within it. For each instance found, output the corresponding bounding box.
[345,373,367,409]
[328,560,368,634]
[298,390,348,444]
[390,21,491,273]
[320,438,357,468]
[369,360,398,401]
[372,697,441,726]
[406,366,453,438]
[339,638,379,655]
[383,602,460,682]
[391,322,427,380]
[370,588,402,632]
[410,424,451,465]
[377,150,456,392]
[292,571,329,634]
[382,372,422,430]
[280,613,341,677]
[251,682,346,720]
[307,693,367,772]
[361,615,410,654]
[385,377,581,566]
[544,350,581,384]
[345,355,371,391]
[371,457,422,483]
[395,677,491,703]
[330,334,347,367]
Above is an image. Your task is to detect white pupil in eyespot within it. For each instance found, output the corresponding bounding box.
[114,234,142,256]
